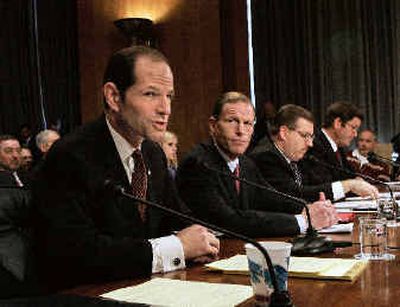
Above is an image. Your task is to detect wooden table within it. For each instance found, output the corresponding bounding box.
[63,229,400,307]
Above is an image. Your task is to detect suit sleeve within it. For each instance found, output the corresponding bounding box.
[251,152,334,202]
[176,156,299,237]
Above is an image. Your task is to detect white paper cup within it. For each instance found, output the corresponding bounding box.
[245,241,292,306]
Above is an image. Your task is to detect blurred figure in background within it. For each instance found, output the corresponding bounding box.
[36,129,60,158]
[161,131,179,180]
[346,129,390,181]
[0,135,23,187]
[20,146,33,172]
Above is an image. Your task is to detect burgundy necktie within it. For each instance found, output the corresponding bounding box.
[335,150,343,166]
[131,150,147,221]
[233,165,240,194]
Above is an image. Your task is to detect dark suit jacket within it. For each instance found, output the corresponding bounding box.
[299,129,354,187]
[0,171,28,187]
[250,145,333,202]
[32,117,186,289]
[176,141,302,237]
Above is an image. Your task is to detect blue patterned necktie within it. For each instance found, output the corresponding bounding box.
[290,162,302,187]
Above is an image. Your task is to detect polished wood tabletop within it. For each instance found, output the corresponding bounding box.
[63,225,400,307]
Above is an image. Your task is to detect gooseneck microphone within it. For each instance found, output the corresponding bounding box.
[104,180,293,307]
[200,162,350,255]
[367,152,400,167]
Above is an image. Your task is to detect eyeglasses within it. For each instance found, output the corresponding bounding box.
[344,122,360,132]
[289,128,315,141]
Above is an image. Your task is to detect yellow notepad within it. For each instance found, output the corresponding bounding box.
[205,255,368,281]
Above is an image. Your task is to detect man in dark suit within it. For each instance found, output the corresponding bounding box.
[0,135,24,187]
[300,101,378,200]
[251,105,378,202]
[33,46,219,290]
[177,92,337,238]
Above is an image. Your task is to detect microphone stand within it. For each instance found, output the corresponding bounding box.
[201,163,348,255]
[107,182,293,307]
[368,152,400,168]
[306,154,398,220]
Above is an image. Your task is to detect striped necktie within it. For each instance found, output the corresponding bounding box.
[233,165,240,194]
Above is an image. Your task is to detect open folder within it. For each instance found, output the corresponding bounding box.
[205,255,368,282]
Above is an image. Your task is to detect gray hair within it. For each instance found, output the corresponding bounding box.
[36,129,59,147]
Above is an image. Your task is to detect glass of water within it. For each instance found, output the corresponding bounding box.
[355,217,395,260]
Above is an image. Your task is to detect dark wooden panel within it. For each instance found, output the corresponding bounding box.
[76,0,249,155]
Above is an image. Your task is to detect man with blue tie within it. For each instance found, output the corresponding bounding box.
[251,104,378,202]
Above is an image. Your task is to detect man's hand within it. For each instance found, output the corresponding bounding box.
[307,192,338,230]
[342,178,379,199]
[176,224,220,261]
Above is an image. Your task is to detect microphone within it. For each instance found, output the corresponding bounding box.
[104,179,293,307]
[200,162,350,255]
[367,152,400,167]
[306,154,398,218]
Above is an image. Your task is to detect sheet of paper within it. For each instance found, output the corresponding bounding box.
[101,277,253,307]
[206,255,367,281]
[334,200,377,210]
[318,223,353,233]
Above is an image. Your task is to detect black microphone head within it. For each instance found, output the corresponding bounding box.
[103,179,124,195]
[367,151,377,161]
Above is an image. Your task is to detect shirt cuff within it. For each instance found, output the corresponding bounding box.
[332,181,345,200]
[149,235,186,274]
[295,214,308,234]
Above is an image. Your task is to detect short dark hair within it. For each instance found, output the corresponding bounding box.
[0,134,18,144]
[212,91,254,118]
[323,101,364,128]
[103,46,169,108]
[270,104,314,136]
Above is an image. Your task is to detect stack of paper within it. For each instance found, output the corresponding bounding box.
[101,277,253,307]
[205,255,368,281]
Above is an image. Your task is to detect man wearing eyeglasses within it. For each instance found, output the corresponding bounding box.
[300,101,378,200]
[177,92,337,238]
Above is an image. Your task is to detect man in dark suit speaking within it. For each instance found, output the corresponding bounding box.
[33,46,219,290]
[177,92,337,238]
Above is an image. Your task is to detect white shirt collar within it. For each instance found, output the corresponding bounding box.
[213,139,239,173]
[273,143,291,164]
[106,117,141,181]
[352,148,369,166]
[321,128,338,152]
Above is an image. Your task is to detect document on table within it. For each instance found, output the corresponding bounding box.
[318,223,353,233]
[334,200,377,210]
[205,255,368,281]
[101,277,253,307]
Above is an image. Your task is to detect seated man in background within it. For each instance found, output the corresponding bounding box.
[177,92,337,238]
[300,101,378,200]
[33,46,219,290]
[20,146,33,172]
[346,129,390,181]
[160,131,179,180]
[35,129,60,158]
[251,105,379,202]
[0,135,24,187]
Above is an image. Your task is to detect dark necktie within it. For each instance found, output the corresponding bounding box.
[290,162,302,187]
[233,165,240,194]
[131,150,147,221]
[335,150,343,166]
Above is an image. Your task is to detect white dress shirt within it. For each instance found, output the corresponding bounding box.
[106,117,185,273]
